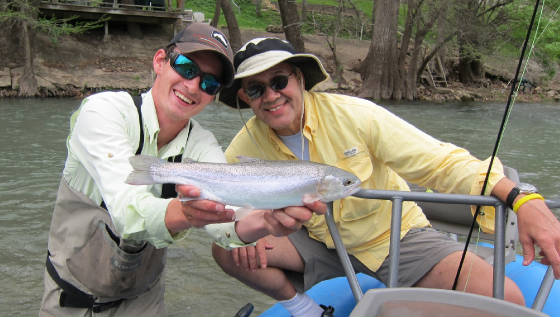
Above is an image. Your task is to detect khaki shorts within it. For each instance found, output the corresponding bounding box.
[286,227,464,292]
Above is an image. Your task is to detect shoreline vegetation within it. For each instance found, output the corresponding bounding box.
[1,25,559,103]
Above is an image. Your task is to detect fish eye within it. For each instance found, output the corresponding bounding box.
[343,179,353,186]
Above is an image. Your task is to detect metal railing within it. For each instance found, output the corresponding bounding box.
[40,0,163,11]
[324,188,558,312]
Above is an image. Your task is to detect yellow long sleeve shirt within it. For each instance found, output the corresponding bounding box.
[225,91,504,271]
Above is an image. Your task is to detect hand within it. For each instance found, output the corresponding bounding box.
[165,185,235,234]
[235,201,327,243]
[231,238,273,271]
[516,198,560,278]
[264,200,326,236]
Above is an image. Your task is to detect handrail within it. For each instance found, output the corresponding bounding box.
[324,188,558,312]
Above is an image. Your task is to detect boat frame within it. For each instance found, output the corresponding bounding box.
[324,168,558,314]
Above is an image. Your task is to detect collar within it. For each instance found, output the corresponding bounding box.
[142,90,187,157]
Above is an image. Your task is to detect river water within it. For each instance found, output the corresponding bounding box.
[1,97,558,316]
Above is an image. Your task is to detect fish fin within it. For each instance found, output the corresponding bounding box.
[178,197,195,203]
[302,193,321,204]
[236,156,264,163]
[315,175,343,202]
[234,205,255,220]
[129,155,165,170]
[126,155,165,185]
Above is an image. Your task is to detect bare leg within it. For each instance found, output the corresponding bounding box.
[414,251,525,305]
[212,235,302,300]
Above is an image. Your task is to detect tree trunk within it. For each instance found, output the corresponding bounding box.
[210,0,221,27]
[458,35,477,83]
[393,0,414,101]
[400,0,441,101]
[455,0,486,84]
[301,0,307,22]
[221,0,242,53]
[18,2,38,97]
[278,0,304,52]
[255,0,262,18]
[326,0,344,84]
[358,0,399,100]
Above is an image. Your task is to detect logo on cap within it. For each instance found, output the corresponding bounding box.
[212,31,229,50]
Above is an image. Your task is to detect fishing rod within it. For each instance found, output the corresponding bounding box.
[452,0,542,290]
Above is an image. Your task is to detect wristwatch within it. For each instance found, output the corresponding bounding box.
[506,182,539,209]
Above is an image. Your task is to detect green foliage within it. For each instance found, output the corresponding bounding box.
[173,0,560,69]
[0,0,107,43]
[188,0,371,32]
[189,0,281,29]
[498,0,560,77]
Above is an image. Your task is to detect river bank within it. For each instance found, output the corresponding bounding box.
[1,25,559,103]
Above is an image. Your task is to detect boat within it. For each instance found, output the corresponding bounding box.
[257,167,560,317]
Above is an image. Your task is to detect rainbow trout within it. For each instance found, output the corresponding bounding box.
[126,155,361,210]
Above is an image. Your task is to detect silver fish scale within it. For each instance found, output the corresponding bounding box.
[144,158,360,209]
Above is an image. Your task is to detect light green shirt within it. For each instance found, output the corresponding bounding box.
[63,90,245,249]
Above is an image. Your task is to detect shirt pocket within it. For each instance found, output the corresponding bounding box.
[334,145,373,182]
[334,147,379,222]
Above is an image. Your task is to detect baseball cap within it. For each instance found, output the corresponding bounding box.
[168,23,235,87]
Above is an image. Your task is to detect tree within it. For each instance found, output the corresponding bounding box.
[220,0,242,52]
[0,0,105,97]
[255,0,262,18]
[452,0,513,84]
[359,0,451,100]
[301,0,307,22]
[358,0,399,100]
[326,0,344,84]
[278,0,305,52]
[210,0,221,27]
[396,0,448,100]
[19,0,37,97]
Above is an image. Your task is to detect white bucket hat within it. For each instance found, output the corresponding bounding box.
[218,37,329,109]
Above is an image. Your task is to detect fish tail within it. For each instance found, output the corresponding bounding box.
[126,155,165,185]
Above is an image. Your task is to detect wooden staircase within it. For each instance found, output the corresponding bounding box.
[426,55,448,88]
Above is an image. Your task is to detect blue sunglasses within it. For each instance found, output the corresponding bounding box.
[169,52,222,95]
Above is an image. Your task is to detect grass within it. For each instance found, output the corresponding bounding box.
[181,0,558,74]
[186,0,372,33]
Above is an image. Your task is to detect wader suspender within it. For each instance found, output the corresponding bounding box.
[46,95,186,312]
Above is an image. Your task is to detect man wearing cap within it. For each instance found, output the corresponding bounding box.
[213,37,560,316]
[39,25,322,316]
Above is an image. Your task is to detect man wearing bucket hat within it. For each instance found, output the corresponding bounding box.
[39,26,321,316]
[213,37,560,316]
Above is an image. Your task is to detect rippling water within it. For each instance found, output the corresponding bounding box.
[0,97,558,316]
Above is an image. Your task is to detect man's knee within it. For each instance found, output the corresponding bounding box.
[504,277,525,306]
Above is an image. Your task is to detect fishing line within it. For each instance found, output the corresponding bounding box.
[464,5,546,290]
[235,96,268,159]
[452,0,542,291]
[462,226,482,291]
[298,70,306,160]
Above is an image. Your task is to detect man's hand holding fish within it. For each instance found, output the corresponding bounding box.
[172,182,326,245]
[235,201,327,244]
[167,184,236,233]
[228,200,327,271]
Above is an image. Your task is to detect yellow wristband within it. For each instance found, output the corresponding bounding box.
[513,193,544,213]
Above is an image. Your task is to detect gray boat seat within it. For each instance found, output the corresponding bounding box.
[409,166,520,265]
[350,288,547,317]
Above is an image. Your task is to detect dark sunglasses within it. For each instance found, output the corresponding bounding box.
[169,52,222,95]
[244,72,294,100]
